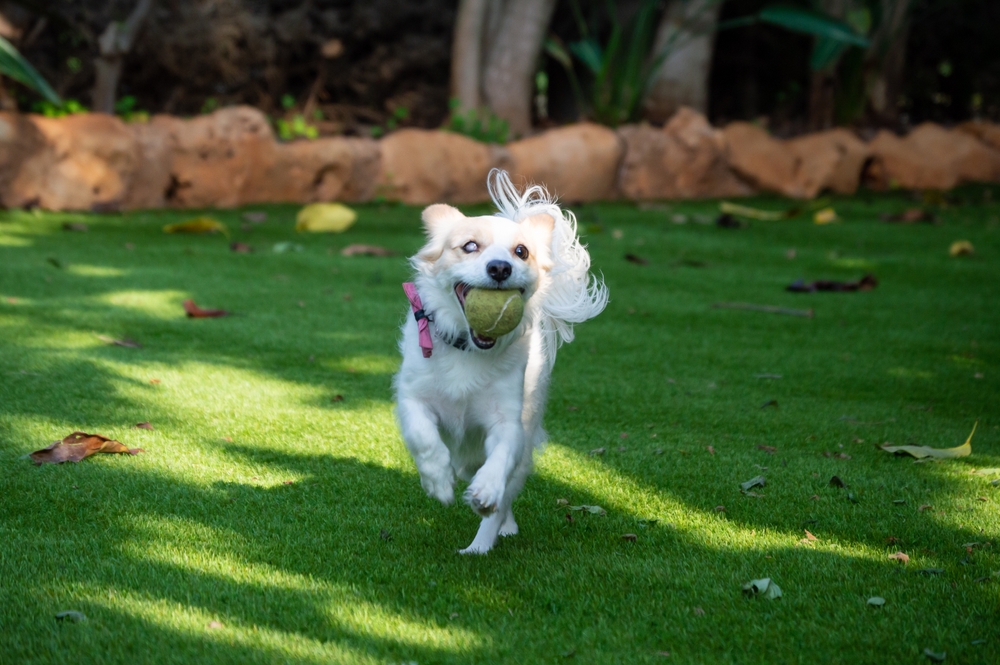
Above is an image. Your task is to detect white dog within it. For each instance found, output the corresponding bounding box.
[393,170,608,554]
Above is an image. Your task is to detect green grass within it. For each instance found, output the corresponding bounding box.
[1,189,999,664]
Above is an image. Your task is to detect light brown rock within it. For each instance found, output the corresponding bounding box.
[618,108,753,199]
[724,122,870,198]
[957,120,1000,152]
[786,128,871,196]
[868,124,1000,190]
[0,112,49,208]
[506,123,623,201]
[1,112,139,210]
[377,129,505,204]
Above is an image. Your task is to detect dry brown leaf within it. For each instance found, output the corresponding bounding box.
[757,445,776,454]
[693,607,705,616]
[341,244,397,257]
[621,533,637,542]
[132,422,154,430]
[183,299,230,318]
[804,530,818,541]
[30,432,144,465]
[888,551,910,564]
[229,242,253,253]
[829,475,846,488]
[919,504,934,512]
[706,445,716,455]
[164,217,229,237]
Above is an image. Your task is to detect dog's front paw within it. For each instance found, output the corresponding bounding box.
[420,469,455,505]
[464,471,505,516]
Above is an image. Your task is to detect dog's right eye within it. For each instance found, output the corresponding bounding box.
[462,241,479,253]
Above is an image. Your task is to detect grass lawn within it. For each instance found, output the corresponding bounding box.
[1,188,999,664]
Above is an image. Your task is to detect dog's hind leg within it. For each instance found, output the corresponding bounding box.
[498,508,518,537]
[397,398,454,505]
[459,510,506,555]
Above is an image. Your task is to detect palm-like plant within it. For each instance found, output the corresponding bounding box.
[0,35,61,106]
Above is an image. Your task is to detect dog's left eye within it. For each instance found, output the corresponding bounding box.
[462,241,479,253]
[514,244,529,260]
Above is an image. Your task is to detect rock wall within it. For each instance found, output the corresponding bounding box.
[2,106,1000,211]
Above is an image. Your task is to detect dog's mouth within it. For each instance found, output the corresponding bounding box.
[454,282,525,350]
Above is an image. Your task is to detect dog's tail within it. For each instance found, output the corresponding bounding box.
[488,169,609,361]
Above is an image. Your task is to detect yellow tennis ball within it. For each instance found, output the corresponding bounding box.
[464,288,524,338]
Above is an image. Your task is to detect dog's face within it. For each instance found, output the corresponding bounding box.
[414,204,555,350]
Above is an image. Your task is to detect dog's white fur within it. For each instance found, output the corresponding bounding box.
[393,170,608,554]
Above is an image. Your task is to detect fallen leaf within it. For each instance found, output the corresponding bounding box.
[919,504,933,512]
[296,203,357,233]
[867,596,885,607]
[624,253,649,266]
[47,257,63,269]
[242,211,267,223]
[341,244,396,257]
[331,394,344,403]
[760,400,778,409]
[813,207,838,224]
[949,240,974,257]
[30,432,144,465]
[61,222,88,232]
[55,610,87,622]
[183,299,230,318]
[715,213,743,228]
[272,241,304,253]
[916,568,944,575]
[923,648,946,662]
[163,217,229,237]
[379,528,392,541]
[829,475,846,488]
[207,620,224,629]
[230,242,253,253]
[714,505,725,512]
[809,494,820,500]
[569,505,607,516]
[880,423,976,460]
[893,499,906,504]
[787,274,877,293]
[706,445,715,455]
[590,447,606,456]
[804,530,818,541]
[880,208,934,223]
[149,378,161,384]
[740,475,766,492]
[556,498,569,506]
[742,578,782,600]
[757,445,776,454]
[888,551,910,564]
[621,533,637,542]
[693,606,705,616]
[656,651,671,658]
[96,334,142,348]
[132,422,154,430]
[719,201,789,221]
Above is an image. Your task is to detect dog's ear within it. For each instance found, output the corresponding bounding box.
[417,204,463,262]
[421,204,463,236]
[521,213,556,271]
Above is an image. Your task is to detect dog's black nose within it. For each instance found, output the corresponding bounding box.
[486,260,512,283]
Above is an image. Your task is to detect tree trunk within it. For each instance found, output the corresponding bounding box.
[91,0,154,114]
[807,0,847,131]
[481,0,557,137]
[451,0,489,113]
[866,0,912,126]
[643,0,723,124]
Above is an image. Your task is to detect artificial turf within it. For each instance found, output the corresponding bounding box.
[0,188,998,664]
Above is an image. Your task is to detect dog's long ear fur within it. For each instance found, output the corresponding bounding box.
[417,204,464,262]
[521,213,555,271]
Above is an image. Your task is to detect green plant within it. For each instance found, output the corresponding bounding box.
[444,99,509,144]
[114,95,149,123]
[200,97,219,115]
[370,106,410,138]
[30,98,87,118]
[0,35,60,105]
[275,114,319,141]
[545,0,666,128]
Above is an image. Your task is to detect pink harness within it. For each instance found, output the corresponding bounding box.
[402,282,434,358]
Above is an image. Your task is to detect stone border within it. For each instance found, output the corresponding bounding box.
[2,105,999,211]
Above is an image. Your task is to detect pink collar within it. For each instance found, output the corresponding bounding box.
[402,282,434,358]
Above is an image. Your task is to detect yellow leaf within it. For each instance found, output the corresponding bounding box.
[719,201,788,221]
[880,422,977,460]
[949,240,974,257]
[296,203,357,233]
[813,208,838,224]
[163,217,229,237]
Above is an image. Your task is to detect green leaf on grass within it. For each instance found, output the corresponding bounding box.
[742,578,782,600]
[55,610,87,622]
[880,423,976,460]
[923,648,946,662]
[741,475,766,492]
[867,596,885,607]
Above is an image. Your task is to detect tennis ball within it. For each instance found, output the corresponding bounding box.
[464,288,524,338]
